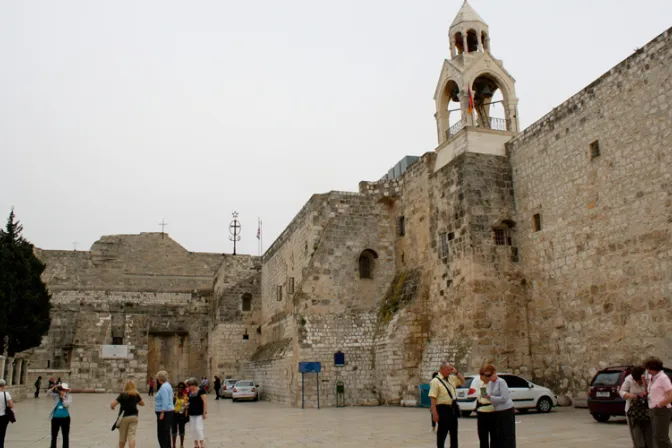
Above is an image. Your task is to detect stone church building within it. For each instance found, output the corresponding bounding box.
[22,2,672,407]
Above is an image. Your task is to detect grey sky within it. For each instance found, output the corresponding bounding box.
[1,1,670,256]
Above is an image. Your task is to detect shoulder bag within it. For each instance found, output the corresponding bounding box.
[111,410,125,431]
[627,396,650,422]
[436,377,461,419]
[4,392,15,423]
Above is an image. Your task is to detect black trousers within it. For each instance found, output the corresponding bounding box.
[156,411,173,448]
[50,417,70,448]
[215,385,221,399]
[34,386,40,398]
[0,415,8,448]
[477,411,497,448]
[171,412,187,437]
[436,405,458,448]
[148,387,154,396]
[495,408,516,448]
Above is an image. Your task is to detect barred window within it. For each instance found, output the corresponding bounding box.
[397,216,406,237]
[276,285,283,301]
[288,277,295,295]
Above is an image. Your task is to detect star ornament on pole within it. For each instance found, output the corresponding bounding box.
[229,211,242,255]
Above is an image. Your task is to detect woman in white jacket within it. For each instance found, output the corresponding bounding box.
[620,366,653,448]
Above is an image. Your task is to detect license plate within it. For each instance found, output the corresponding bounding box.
[458,391,466,397]
[596,391,610,398]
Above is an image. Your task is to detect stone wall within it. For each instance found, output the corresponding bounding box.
[33,233,226,391]
[507,27,672,398]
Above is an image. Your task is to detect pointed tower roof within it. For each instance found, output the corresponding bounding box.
[450,1,487,28]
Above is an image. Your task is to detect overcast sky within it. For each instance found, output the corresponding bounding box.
[1,1,670,256]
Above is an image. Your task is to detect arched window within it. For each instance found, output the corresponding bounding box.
[358,249,378,279]
[466,29,479,52]
[242,293,252,311]
[454,32,464,54]
[481,31,489,51]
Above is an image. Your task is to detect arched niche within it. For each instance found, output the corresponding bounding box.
[481,31,490,51]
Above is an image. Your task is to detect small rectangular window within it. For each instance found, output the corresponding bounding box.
[243,333,249,340]
[511,247,520,263]
[397,216,406,237]
[112,337,123,345]
[276,285,283,301]
[288,277,295,295]
[440,233,448,259]
[242,294,252,311]
[590,140,601,159]
[533,214,542,232]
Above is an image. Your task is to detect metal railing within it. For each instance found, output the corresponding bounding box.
[445,116,508,141]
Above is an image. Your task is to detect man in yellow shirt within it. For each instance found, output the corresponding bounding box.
[429,362,465,448]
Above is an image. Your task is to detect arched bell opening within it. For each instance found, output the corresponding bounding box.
[454,32,465,55]
[481,31,490,51]
[438,79,463,140]
[466,29,479,53]
[471,74,509,131]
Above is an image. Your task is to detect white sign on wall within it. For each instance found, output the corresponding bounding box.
[101,345,129,359]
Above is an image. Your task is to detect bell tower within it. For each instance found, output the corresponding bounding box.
[434,1,519,147]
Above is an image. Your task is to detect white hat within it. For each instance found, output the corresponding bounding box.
[60,383,70,390]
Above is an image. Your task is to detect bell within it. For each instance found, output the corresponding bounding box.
[479,84,494,99]
[450,87,460,103]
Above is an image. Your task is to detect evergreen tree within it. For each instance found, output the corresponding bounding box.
[0,209,51,356]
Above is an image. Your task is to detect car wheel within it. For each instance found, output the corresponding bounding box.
[591,413,610,423]
[254,396,259,402]
[536,397,553,413]
[461,411,471,418]
[232,398,237,403]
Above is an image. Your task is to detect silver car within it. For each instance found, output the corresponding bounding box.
[232,380,259,402]
[220,379,238,398]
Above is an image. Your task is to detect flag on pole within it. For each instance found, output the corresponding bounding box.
[257,219,261,239]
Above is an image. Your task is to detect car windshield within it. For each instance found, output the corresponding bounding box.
[457,377,475,389]
[226,380,237,385]
[237,381,254,387]
[592,371,622,386]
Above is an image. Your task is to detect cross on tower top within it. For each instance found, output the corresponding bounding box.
[158,219,168,238]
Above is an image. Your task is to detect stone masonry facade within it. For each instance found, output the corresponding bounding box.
[15,5,671,407]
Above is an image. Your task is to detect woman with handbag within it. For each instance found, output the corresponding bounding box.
[111,380,145,448]
[0,379,15,448]
[620,366,653,448]
[48,382,72,448]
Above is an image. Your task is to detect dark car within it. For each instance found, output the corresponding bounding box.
[588,365,672,422]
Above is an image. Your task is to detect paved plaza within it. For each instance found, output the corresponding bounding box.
[4,393,655,447]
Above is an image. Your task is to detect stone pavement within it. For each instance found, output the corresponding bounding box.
[5,394,658,447]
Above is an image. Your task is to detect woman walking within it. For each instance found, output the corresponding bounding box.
[186,377,207,448]
[172,382,188,448]
[111,380,145,448]
[476,366,497,448]
[620,366,653,447]
[48,382,72,448]
[483,365,516,448]
[0,379,15,448]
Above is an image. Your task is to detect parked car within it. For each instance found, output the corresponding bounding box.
[220,379,238,398]
[457,373,558,417]
[232,380,260,402]
[588,365,672,423]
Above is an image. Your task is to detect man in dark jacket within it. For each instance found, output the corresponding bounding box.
[214,376,221,400]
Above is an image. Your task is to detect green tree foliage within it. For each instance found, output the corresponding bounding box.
[0,209,52,356]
